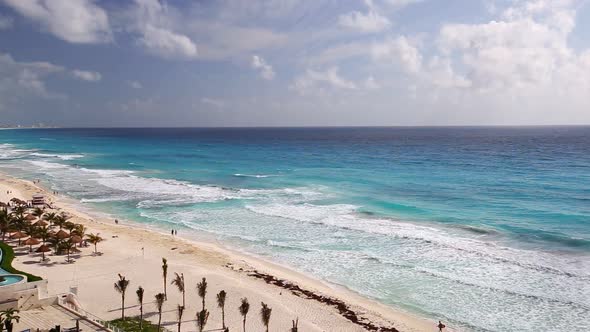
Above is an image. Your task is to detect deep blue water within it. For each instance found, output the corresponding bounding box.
[0,127,589,331]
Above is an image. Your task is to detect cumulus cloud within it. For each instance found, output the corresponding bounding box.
[0,15,14,30]
[0,53,65,100]
[372,36,422,73]
[72,69,101,82]
[291,67,356,95]
[364,76,380,89]
[339,0,390,33]
[128,81,142,89]
[131,0,198,59]
[201,97,226,108]
[138,24,197,59]
[2,0,111,43]
[251,55,275,80]
[434,0,580,91]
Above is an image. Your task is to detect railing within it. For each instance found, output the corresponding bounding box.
[57,294,123,332]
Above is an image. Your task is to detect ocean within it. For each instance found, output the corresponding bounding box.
[0,127,588,332]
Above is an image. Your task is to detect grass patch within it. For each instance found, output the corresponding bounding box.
[109,317,161,332]
[0,241,42,282]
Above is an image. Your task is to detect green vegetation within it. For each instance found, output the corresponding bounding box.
[109,317,160,332]
[0,241,42,282]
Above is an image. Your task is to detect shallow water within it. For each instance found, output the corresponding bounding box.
[0,127,589,331]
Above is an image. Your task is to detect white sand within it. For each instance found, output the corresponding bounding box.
[1,173,444,332]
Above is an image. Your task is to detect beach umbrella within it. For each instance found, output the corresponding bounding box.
[23,237,41,252]
[55,229,70,239]
[36,244,51,261]
[25,214,37,221]
[10,231,27,245]
[33,220,49,227]
[70,235,83,244]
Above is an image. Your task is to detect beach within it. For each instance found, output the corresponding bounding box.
[0,172,438,332]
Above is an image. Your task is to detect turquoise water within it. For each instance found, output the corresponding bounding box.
[0,127,588,331]
[0,248,25,286]
[0,275,24,286]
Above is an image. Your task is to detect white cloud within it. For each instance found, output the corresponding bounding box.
[339,0,391,33]
[251,55,275,80]
[201,97,226,108]
[2,0,111,43]
[372,36,422,73]
[435,0,576,91]
[0,15,14,30]
[131,0,198,59]
[72,69,101,82]
[291,67,356,95]
[138,24,197,59]
[128,81,142,89]
[364,76,380,89]
[0,53,65,100]
[383,0,423,7]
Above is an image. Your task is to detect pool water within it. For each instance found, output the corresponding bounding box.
[0,275,25,286]
[0,247,26,286]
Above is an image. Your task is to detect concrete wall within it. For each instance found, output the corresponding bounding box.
[0,279,56,310]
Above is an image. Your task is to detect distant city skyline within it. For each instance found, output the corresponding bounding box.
[1,0,590,127]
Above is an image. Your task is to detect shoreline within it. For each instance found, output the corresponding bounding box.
[0,171,443,332]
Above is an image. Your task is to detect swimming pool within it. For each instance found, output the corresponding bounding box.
[0,247,27,286]
[0,274,25,286]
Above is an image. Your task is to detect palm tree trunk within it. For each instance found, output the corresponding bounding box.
[158,313,162,331]
[182,290,185,307]
[222,307,225,328]
[139,304,143,329]
[94,243,97,254]
[243,317,246,332]
[121,294,125,320]
[164,277,167,300]
[202,298,205,311]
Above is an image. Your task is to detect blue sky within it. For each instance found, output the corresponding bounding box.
[0,0,589,127]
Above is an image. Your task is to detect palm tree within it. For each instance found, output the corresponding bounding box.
[155,293,166,331]
[62,238,76,263]
[171,272,185,307]
[197,277,207,310]
[239,297,250,332]
[260,302,272,332]
[31,207,44,218]
[196,309,209,332]
[0,209,11,241]
[216,290,227,329]
[162,258,168,299]
[43,212,56,226]
[86,233,103,254]
[64,221,76,233]
[52,214,67,229]
[0,308,20,332]
[114,274,130,320]
[37,226,51,245]
[176,305,184,332]
[136,286,144,329]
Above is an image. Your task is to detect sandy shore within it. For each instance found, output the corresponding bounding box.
[0,173,442,332]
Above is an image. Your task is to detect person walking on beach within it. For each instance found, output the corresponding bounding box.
[437,320,446,332]
[171,229,174,236]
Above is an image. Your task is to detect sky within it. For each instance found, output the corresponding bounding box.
[0,0,589,127]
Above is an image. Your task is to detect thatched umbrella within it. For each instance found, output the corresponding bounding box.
[25,214,37,222]
[70,235,83,246]
[10,231,27,245]
[23,237,41,252]
[33,220,49,227]
[36,244,51,261]
[55,229,70,240]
